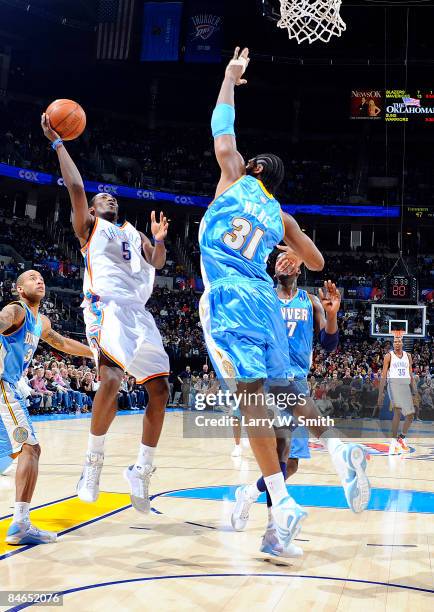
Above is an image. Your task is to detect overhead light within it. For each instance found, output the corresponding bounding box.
[406,232,412,235]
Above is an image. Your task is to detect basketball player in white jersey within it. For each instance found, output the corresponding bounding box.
[42,114,170,512]
[378,335,416,454]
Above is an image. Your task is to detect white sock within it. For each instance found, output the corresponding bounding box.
[13,501,30,523]
[135,443,155,471]
[264,472,287,507]
[267,507,273,529]
[246,483,260,500]
[87,433,105,455]
[320,430,343,455]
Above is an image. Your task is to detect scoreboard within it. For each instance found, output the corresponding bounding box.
[385,90,434,123]
[385,275,417,303]
[351,90,434,124]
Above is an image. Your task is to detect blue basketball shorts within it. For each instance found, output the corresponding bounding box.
[279,379,311,459]
[199,278,291,387]
[289,426,311,459]
[0,379,38,458]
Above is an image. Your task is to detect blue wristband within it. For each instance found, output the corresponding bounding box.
[211,103,235,138]
[153,237,164,245]
[51,138,63,151]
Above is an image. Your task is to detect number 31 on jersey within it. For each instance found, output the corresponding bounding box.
[223,217,265,260]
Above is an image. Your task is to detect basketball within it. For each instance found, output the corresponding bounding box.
[45,99,86,141]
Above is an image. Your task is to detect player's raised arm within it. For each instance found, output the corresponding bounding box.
[0,303,25,334]
[140,211,169,270]
[280,212,324,271]
[41,113,93,246]
[312,280,341,351]
[40,315,93,358]
[212,47,249,199]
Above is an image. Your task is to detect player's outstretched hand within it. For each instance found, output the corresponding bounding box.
[319,280,341,315]
[41,113,60,143]
[276,245,302,275]
[151,211,169,242]
[225,46,250,86]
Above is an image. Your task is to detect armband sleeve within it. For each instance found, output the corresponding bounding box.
[211,103,235,138]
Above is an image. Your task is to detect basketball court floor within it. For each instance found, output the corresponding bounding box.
[0,410,433,611]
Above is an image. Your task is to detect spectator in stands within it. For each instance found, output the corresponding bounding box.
[30,367,53,411]
[178,366,192,407]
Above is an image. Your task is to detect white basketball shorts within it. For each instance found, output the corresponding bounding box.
[84,299,170,384]
[388,381,415,416]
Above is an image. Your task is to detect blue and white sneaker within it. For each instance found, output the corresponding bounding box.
[331,443,371,513]
[6,519,57,545]
[271,495,307,550]
[260,525,303,558]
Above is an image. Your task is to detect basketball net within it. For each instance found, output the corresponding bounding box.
[277,0,346,44]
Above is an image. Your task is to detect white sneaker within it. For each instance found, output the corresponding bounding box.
[76,452,104,503]
[231,485,259,531]
[6,518,57,545]
[271,495,308,549]
[124,464,156,514]
[331,443,371,513]
[389,438,402,455]
[260,525,303,558]
[231,445,242,458]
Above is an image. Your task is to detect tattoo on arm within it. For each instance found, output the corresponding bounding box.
[43,328,66,349]
[0,304,23,334]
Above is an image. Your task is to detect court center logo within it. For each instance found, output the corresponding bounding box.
[192,14,222,40]
[13,427,29,444]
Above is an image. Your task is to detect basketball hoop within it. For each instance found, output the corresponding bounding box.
[277,0,346,44]
[391,330,405,340]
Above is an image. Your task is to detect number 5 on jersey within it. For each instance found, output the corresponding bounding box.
[223,217,265,260]
[122,241,131,261]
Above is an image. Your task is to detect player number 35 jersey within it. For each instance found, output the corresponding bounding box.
[388,350,411,381]
[82,217,155,305]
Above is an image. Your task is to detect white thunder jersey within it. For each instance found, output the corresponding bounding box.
[82,217,154,304]
[81,216,170,382]
[388,350,411,381]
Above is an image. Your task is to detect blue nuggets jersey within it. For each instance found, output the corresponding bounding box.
[199,175,284,286]
[279,289,314,380]
[0,302,42,385]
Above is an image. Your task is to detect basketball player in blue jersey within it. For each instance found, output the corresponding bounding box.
[232,253,341,557]
[200,47,370,555]
[0,270,93,545]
